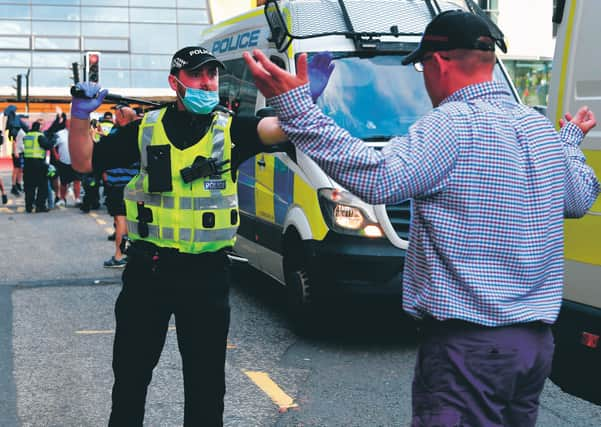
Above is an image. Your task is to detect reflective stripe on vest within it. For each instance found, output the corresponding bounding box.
[23,131,45,159]
[124,107,239,254]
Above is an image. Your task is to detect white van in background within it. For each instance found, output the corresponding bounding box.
[546,0,601,406]
[201,0,519,331]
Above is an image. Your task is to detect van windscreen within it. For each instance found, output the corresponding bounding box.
[311,54,431,140]
[309,53,514,141]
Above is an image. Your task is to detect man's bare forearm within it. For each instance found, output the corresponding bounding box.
[69,117,94,173]
[257,117,288,145]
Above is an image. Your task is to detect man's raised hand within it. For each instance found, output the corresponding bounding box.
[559,106,597,135]
[243,49,308,99]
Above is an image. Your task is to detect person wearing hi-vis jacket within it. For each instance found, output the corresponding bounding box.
[66,45,348,426]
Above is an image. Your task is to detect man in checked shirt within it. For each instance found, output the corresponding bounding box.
[244,10,600,427]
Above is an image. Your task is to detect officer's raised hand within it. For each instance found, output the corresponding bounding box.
[308,52,335,102]
[243,49,309,99]
[70,82,108,119]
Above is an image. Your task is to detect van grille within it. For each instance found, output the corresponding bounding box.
[386,200,411,240]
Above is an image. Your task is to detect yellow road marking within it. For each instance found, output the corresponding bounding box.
[95,218,107,225]
[244,371,299,411]
[16,207,24,213]
[105,227,114,234]
[0,207,11,213]
[89,212,98,218]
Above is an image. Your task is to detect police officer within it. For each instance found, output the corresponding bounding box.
[69,46,286,426]
[99,111,115,135]
[23,120,53,213]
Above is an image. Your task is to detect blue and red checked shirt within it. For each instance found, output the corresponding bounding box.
[268,81,600,326]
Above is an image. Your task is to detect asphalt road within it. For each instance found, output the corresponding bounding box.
[1,172,600,426]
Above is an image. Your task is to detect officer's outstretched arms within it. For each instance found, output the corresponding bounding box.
[69,82,108,173]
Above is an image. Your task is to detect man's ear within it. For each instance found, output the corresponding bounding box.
[168,74,178,92]
[433,52,453,76]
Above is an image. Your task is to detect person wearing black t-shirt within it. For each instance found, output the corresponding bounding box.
[69,46,287,426]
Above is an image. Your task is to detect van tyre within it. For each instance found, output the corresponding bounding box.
[284,237,321,335]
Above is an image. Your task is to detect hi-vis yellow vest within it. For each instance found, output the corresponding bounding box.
[99,120,114,136]
[23,131,45,159]
[124,108,239,254]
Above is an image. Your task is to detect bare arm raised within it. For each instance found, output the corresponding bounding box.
[68,82,108,173]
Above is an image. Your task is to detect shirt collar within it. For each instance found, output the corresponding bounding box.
[440,81,513,106]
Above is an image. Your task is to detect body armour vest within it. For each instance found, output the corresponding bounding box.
[23,131,45,159]
[124,107,239,254]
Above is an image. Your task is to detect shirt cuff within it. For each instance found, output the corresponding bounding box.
[560,122,585,146]
[267,84,314,121]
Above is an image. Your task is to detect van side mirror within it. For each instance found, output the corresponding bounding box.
[264,0,289,51]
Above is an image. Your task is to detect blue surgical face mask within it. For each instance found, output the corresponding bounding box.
[175,77,219,114]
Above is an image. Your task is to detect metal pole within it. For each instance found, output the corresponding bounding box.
[25,68,30,113]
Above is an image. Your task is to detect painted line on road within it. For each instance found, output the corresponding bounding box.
[76,329,115,335]
[104,227,114,234]
[95,218,107,225]
[75,327,237,349]
[244,370,299,412]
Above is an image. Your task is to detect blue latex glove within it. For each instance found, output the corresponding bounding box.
[308,52,335,103]
[71,82,108,120]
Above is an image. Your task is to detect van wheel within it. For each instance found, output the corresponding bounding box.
[284,239,319,335]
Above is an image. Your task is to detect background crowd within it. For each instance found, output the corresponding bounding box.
[2,104,143,269]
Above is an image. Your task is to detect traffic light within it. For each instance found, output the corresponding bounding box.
[86,51,100,83]
[13,74,22,101]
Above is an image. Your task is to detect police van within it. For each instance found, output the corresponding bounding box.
[546,0,601,405]
[201,0,518,328]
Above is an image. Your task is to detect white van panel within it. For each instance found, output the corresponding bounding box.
[547,0,601,307]
[548,0,601,152]
[284,205,314,241]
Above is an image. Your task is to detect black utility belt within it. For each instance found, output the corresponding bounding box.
[123,238,227,260]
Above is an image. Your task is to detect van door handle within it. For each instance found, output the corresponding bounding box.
[257,158,266,168]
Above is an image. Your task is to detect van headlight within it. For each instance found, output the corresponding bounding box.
[318,188,384,238]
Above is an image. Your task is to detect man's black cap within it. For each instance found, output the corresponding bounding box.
[402,10,507,65]
[170,46,225,75]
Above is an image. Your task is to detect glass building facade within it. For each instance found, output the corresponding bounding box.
[0,0,211,92]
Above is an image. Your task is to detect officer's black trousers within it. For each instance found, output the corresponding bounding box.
[23,159,48,211]
[108,247,231,427]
